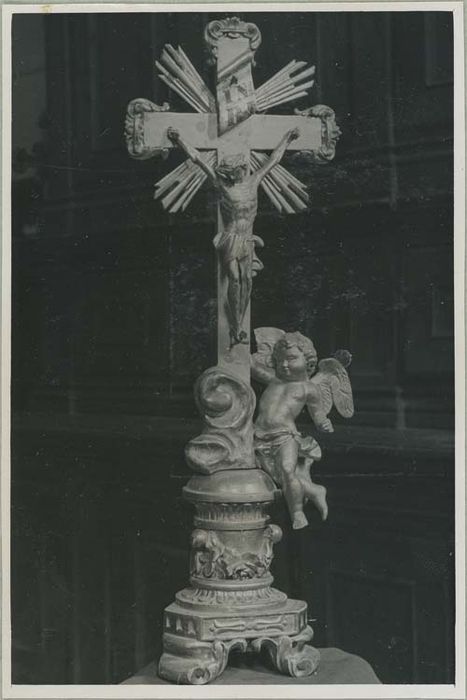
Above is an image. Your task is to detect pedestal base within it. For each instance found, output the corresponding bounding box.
[158,634,248,685]
[251,626,320,678]
[158,598,319,685]
[124,648,381,685]
[159,468,320,685]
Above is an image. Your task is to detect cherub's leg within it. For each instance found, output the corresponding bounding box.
[277,440,308,529]
[296,461,328,521]
[299,479,328,521]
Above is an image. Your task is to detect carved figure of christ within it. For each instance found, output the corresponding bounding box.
[167,126,300,348]
[130,108,323,380]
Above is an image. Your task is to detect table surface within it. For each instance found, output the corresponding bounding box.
[122,647,381,685]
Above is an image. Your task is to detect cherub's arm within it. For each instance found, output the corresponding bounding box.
[251,327,285,384]
[251,354,275,385]
[167,128,217,183]
[252,128,300,184]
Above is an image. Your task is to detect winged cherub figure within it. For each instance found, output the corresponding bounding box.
[167,127,300,347]
[251,328,354,530]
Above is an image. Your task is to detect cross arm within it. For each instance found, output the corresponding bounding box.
[125,99,340,163]
[125,99,216,160]
[247,107,340,162]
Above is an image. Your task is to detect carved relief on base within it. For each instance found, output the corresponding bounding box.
[176,584,287,609]
[189,524,282,581]
[251,625,320,677]
[159,632,247,685]
[194,501,270,530]
[163,597,308,642]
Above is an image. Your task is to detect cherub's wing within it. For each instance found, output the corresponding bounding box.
[310,357,354,418]
[251,327,285,384]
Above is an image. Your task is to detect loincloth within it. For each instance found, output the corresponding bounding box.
[254,428,322,484]
[213,232,253,262]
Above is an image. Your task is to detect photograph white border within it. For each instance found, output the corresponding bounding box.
[2,2,465,699]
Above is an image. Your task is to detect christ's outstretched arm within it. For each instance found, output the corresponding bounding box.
[167,128,217,183]
[253,128,300,183]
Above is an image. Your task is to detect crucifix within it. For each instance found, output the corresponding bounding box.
[125,16,346,685]
[125,17,340,382]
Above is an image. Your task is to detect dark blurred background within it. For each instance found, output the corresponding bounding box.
[11,11,454,684]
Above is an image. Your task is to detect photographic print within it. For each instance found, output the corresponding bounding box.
[2,3,464,698]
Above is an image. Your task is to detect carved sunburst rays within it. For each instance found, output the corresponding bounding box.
[255,60,316,112]
[154,150,309,214]
[154,151,216,212]
[153,47,311,213]
[156,47,315,115]
[156,44,215,114]
[251,152,309,214]
[154,44,217,212]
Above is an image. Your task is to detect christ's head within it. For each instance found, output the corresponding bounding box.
[215,155,248,185]
[273,332,317,380]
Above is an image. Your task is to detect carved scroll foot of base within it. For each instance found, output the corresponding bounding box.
[251,625,320,678]
[158,632,247,685]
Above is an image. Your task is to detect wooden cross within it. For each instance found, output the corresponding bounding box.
[125,17,340,382]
